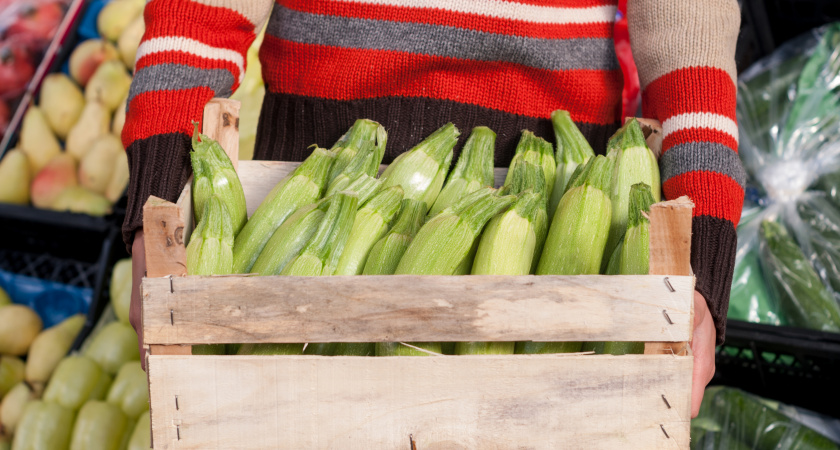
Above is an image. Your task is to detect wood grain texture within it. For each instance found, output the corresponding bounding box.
[148,354,691,449]
[150,345,192,355]
[645,196,695,356]
[143,196,187,278]
[141,275,693,345]
[202,98,241,170]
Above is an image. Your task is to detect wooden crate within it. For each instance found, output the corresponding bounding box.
[141,100,695,449]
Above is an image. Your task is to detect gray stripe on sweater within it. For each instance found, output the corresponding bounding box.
[266,6,619,72]
[128,64,234,105]
[660,142,746,188]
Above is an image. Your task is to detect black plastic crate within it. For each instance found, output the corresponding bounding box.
[0,205,128,350]
[713,320,840,418]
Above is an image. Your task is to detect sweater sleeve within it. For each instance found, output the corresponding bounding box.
[627,0,746,344]
[120,0,273,250]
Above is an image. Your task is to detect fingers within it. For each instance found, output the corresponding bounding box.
[131,231,147,371]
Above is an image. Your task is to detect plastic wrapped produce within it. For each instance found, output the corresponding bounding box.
[729,23,840,331]
[691,387,840,449]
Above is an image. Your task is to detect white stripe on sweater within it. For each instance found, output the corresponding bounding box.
[136,36,245,84]
[663,112,739,143]
[187,0,273,27]
[344,0,617,24]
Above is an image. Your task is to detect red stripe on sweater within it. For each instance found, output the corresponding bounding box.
[261,36,623,123]
[473,0,617,7]
[281,0,614,39]
[662,128,739,154]
[663,171,744,224]
[144,0,256,51]
[134,51,241,76]
[122,87,216,147]
[642,67,736,123]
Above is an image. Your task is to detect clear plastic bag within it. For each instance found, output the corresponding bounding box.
[691,387,840,449]
[729,23,840,331]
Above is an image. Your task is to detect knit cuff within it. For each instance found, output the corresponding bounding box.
[122,133,193,253]
[691,215,738,345]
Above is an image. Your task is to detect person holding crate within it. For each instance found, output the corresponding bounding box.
[122,0,744,418]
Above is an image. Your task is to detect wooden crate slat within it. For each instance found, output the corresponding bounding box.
[148,354,691,450]
[141,274,692,345]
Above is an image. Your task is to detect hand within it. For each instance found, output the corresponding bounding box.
[690,291,715,418]
[130,230,148,371]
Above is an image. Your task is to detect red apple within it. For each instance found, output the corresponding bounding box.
[0,42,35,99]
[5,2,66,47]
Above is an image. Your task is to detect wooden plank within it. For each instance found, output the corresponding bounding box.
[150,345,192,356]
[645,196,694,356]
[142,275,693,345]
[148,354,691,449]
[202,98,241,170]
[142,196,187,278]
[235,161,511,218]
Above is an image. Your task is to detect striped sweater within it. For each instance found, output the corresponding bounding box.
[122,0,744,343]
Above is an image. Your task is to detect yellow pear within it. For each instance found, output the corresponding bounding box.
[30,154,78,208]
[105,149,129,203]
[0,381,36,439]
[85,60,132,112]
[39,74,85,140]
[112,95,127,137]
[118,14,144,71]
[0,150,31,205]
[79,134,122,195]
[51,187,112,216]
[97,0,145,42]
[19,106,61,177]
[25,314,86,392]
[69,39,119,87]
[0,305,43,355]
[66,101,110,160]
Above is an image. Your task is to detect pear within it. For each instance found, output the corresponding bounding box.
[0,149,31,205]
[0,381,36,439]
[112,95,127,136]
[25,314,86,393]
[79,134,123,195]
[0,356,24,398]
[118,14,144,71]
[97,0,145,42]
[39,73,85,139]
[66,101,110,160]
[85,60,132,112]
[51,187,112,216]
[0,285,10,306]
[69,39,119,87]
[105,149,129,203]
[30,154,78,208]
[110,259,132,324]
[0,305,43,355]
[19,106,61,177]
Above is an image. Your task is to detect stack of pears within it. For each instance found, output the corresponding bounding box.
[0,0,146,216]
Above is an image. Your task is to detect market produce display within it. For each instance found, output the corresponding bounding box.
[0,261,149,450]
[0,0,145,216]
[185,112,662,357]
[0,0,69,139]
[728,23,840,332]
[691,386,840,449]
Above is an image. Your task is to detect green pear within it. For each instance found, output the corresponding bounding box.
[79,134,122,195]
[25,314,86,392]
[30,154,78,208]
[0,149,31,205]
[66,101,110,160]
[97,0,145,42]
[110,259,132,324]
[117,14,144,71]
[85,60,132,112]
[105,149,129,203]
[112,95,127,136]
[51,187,112,216]
[19,106,61,177]
[40,73,85,139]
